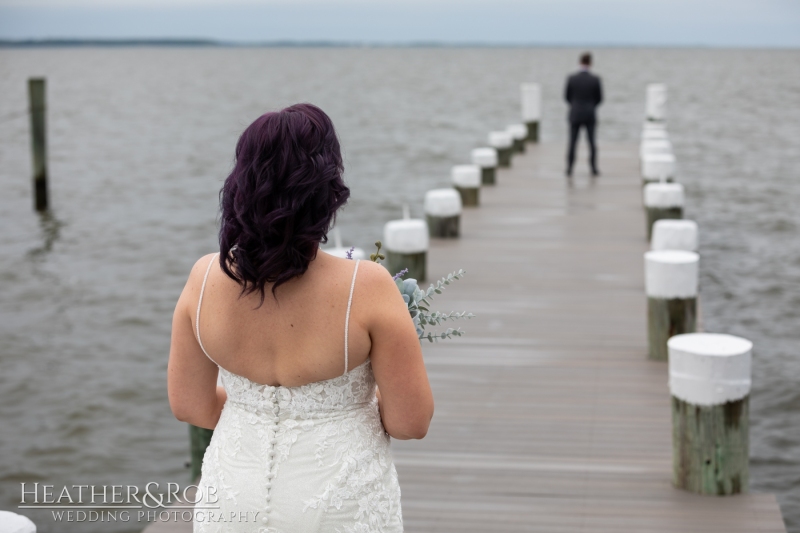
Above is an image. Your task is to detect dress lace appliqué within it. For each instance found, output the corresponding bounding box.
[194,361,403,533]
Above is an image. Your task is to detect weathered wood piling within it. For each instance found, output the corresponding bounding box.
[669,333,752,495]
[488,131,513,168]
[471,148,498,185]
[506,124,527,154]
[642,152,676,184]
[383,218,428,281]
[189,426,213,482]
[451,164,481,206]
[646,83,668,122]
[520,82,541,142]
[424,188,462,238]
[651,219,698,252]
[28,78,48,211]
[645,250,698,361]
[644,182,684,240]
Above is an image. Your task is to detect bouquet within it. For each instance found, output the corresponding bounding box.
[348,242,474,342]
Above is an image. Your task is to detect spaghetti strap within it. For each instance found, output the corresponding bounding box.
[196,253,220,366]
[344,260,360,375]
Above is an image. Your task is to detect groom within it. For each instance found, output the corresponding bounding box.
[565,52,603,177]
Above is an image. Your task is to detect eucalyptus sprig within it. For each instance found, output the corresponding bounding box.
[352,240,473,342]
[396,270,474,342]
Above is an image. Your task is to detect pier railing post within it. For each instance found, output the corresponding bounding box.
[488,131,514,168]
[644,183,684,240]
[28,78,48,211]
[451,165,481,207]
[424,188,462,238]
[520,82,541,142]
[471,148,498,185]
[669,333,751,495]
[644,250,698,361]
[383,219,428,281]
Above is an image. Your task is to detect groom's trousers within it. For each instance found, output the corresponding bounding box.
[567,118,597,174]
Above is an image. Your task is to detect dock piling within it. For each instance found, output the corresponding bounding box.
[506,124,527,154]
[189,425,213,482]
[488,131,514,168]
[641,153,676,184]
[28,78,48,212]
[451,164,481,207]
[645,250,698,361]
[520,82,541,142]
[644,182,684,240]
[651,219,698,252]
[383,218,428,281]
[640,138,673,159]
[646,83,668,122]
[471,148,498,185]
[669,333,752,495]
[424,188,462,238]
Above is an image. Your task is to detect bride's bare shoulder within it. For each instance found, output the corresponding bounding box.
[354,259,395,286]
[176,253,221,305]
[187,253,220,284]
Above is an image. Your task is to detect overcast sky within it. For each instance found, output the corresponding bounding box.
[1,0,799,47]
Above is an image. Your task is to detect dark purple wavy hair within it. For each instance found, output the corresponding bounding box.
[218,103,349,301]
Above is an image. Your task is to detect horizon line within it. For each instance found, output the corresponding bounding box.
[1,38,798,50]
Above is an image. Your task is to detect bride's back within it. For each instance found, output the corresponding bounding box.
[196,249,375,387]
[169,103,433,532]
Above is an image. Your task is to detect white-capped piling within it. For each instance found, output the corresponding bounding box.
[520,82,541,142]
[645,250,698,360]
[383,218,428,281]
[643,121,667,133]
[0,511,36,533]
[324,246,366,260]
[452,164,481,206]
[669,333,752,495]
[642,128,669,141]
[424,188,462,238]
[652,220,698,252]
[642,153,676,184]
[489,131,514,168]
[506,124,528,154]
[471,147,498,185]
[324,227,366,259]
[644,183,684,240]
[646,83,667,122]
[640,138,673,159]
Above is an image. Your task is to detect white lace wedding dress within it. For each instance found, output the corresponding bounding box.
[192,256,403,532]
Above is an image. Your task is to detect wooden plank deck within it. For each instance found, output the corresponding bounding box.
[143,141,786,532]
[391,141,786,532]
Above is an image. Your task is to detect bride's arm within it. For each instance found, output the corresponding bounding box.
[167,257,227,429]
[359,262,434,440]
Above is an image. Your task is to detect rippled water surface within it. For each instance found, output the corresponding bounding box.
[1,47,798,532]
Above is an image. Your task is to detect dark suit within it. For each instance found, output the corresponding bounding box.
[564,69,603,174]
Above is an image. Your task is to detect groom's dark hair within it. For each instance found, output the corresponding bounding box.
[218,103,350,303]
[580,52,592,66]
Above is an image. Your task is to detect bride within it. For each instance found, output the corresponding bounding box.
[167,103,433,532]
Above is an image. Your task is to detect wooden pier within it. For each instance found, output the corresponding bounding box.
[143,141,786,532]
[392,141,785,532]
